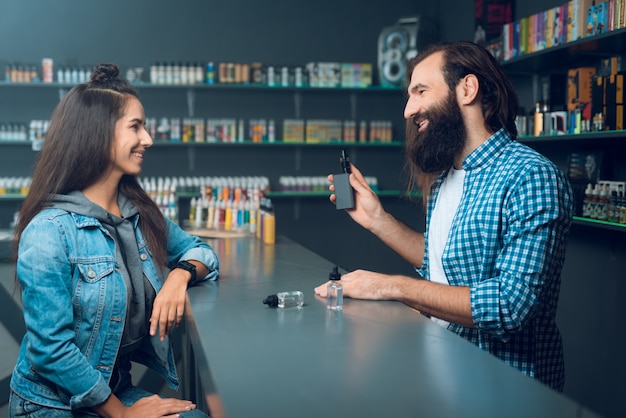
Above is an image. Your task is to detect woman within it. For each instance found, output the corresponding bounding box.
[9,63,219,417]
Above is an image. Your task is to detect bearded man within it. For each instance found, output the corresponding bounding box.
[315,41,574,392]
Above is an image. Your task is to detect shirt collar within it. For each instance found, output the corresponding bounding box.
[461,128,512,171]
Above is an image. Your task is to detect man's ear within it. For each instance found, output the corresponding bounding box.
[458,74,480,105]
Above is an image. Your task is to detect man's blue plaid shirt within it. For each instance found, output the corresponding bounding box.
[417,128,573,391]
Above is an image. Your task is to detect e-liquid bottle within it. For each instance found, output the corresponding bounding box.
[263,291,304,308]
[327,266,343,310]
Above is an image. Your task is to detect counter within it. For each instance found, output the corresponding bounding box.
[183,235,601,418]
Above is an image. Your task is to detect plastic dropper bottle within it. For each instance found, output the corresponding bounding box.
[327,266,343,310]
[263,291,304,308]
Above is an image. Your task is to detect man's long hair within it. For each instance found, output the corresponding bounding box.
[404,41,519,205]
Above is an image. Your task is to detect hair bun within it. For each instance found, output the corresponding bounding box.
[90,63,120,84]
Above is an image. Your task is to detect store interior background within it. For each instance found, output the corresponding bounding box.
[1,1,624,417]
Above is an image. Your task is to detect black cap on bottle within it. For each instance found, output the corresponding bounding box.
[263,294,278,307]
[328,266,341,281]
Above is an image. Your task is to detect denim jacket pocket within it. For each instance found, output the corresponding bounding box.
[73,259,117,320]
[76,259,115,283]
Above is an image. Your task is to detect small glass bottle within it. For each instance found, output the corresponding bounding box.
[263,291,304,308]
[327,266,343,310]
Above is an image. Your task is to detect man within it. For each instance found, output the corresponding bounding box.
[315,41,573,391]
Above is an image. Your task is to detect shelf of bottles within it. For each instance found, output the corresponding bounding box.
[518,131,626,143]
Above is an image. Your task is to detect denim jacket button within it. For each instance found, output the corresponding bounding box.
[140,253,148,261]
[88,268,96,278]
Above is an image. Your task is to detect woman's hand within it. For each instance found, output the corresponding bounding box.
[150,269,190,341]
[122,395,197,418]
[95,393,197,418]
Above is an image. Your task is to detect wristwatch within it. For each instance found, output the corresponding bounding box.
[174,260,196,282]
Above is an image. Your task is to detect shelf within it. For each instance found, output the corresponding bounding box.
[151,140,403,147]
[266,190,419,198]
[0,141,34,146]
[518,131,626,143]
[0,80,403,94]
[572,216,626,232]
[178,190,419,199]
[501,27,626,74]
[0,194,26,201]
[0,140,404,148]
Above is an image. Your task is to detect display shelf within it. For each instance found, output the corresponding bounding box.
[178,190,419,199]
[517,130,626,143]
[0,71,406,227]
[0,194,26,201]
[0,80,403,94]
[501,27,626,74]
[266,189,418,198]
[150,140,403,147]
[572,216,626,232]
[0,140,404,148]
[0,141,33,146]
[503,27,626,235]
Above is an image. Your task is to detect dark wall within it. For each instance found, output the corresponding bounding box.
[1,1,623,417]
[0,0,434,275]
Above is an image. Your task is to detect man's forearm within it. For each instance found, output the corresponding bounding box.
[369,211,425,268]
[388,276,474,327]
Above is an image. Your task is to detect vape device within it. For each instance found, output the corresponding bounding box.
[334,149,355,210]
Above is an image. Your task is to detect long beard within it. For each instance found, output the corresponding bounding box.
[407,92,467,174]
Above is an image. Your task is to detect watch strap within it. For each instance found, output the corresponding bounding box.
[175,260,197,282]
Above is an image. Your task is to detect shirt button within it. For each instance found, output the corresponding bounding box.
[88,268,96,278]
[140,253,148,261]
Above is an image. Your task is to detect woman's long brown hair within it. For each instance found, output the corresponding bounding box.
[14,63,168,268]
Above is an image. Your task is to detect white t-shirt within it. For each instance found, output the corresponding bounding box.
[428,168,465,328]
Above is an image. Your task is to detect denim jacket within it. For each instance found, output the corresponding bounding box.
[10,208,219,410]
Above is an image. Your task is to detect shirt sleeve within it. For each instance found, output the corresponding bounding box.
[470,162,573,341]
[166,218,220,284]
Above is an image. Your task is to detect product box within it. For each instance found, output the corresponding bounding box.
[282,119,304,143]
[598,56,622,77]
[316,63,341,88]
[571,0,594,39]
[567,67,596,111]
[545,8,555,48]
[305,120,342,143]
[526,13,534,53]
[555,3,567,45]
[587,1,609,36]
[591,75,605,117]
[604,72,624,130]
[340,63,373,88]
[603,102,623,130]
[519,16,528,55]
[597,1,609,34]
[536,11,546,51]
[567,0,575,42]
[605,72,624,105]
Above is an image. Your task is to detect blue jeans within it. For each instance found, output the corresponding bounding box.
[9,356,209,417]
